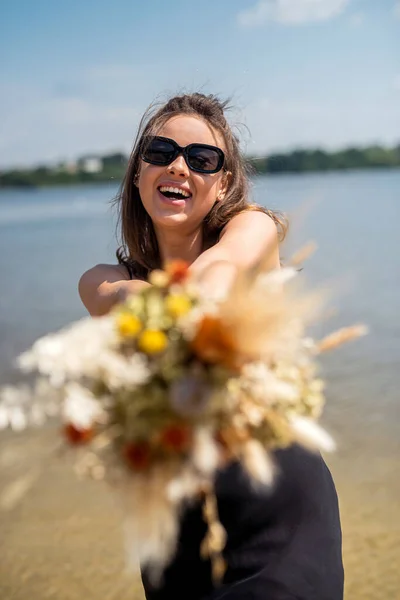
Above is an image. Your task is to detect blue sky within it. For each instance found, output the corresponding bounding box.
[1,0,399,167]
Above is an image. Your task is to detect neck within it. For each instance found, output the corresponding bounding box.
[155,225,203,266]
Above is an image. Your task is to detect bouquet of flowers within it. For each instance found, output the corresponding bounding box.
[0,253,365,583]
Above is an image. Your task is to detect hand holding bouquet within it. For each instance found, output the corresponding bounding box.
[0,253,365,583]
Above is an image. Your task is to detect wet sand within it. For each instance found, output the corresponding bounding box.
[0,427,398,600]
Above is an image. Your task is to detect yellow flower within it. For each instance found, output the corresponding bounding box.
[139,329,168,354]
[165,294,192,318]
[117,313,142,338]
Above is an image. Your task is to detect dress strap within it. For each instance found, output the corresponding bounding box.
[125,263,134,280]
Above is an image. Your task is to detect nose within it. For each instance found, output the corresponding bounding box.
[167,154,189,178]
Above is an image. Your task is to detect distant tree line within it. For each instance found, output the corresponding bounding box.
[0,153,127,189]
[1,145,399,188]
[247,145,400,174]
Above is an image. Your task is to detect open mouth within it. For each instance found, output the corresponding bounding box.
[158,186,192,201]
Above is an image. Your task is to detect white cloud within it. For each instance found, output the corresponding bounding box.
[237,0,351,27]
[394,1,400,18]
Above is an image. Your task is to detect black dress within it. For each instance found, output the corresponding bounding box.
[141,445,344,600]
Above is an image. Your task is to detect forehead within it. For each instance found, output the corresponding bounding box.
[157,115,225,149]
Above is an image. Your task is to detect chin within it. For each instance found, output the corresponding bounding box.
[152,211,190,229]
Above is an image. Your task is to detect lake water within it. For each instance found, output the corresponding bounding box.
[0,170,399,598]
[1,171,399,427]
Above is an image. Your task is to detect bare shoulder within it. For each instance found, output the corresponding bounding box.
[78,263,129,299]
[224,210,277,234]
[215,210,279,270]
[78,263,131,316]
[81,264,129,283]
[221,209,278,240]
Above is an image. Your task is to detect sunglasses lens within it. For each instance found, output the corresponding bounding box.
[142,137,224,173]
[143,138,176,165]
[188,146,221,172]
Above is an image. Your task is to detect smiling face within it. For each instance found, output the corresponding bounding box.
[137,115,228,233]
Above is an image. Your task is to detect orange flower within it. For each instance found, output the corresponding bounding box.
[159,424,192,453]
[216,427,249,448]
[64,423,94,445]
[215,427,250,463]
[215,430,234,462]
[165,260,190,284]
[123,442,152,471]
[191,315,240,370]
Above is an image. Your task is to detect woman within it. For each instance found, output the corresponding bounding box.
[79,93,344,599]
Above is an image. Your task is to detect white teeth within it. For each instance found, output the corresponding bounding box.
[159,186,190,198]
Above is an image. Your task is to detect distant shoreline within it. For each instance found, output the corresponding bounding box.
[0,165,399,191]
[1,144,399,188]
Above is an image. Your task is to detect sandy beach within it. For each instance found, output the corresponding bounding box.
[0,425,398,600]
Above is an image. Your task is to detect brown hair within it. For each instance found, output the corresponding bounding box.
[115,92,287,280]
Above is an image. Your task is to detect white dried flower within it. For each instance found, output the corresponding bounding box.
[62,382,105,430]
[302,337,316,350]
[18,316,118,384]
[191,428,220,476]
[240,363,300,405]
[0,384,32,430]
[166,468,201,504]
[178,297,220,341]
[290,416,335,453]
[122,465,181,583]
[0,384,31,406]
[242,440,275,486]
[244,403,265,427]
[178,307,206,341]
[256,266,297,289]
[99,352,150,391]
[30,378,63,423]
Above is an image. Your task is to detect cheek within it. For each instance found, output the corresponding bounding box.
[138,165,159,204]
[195,175,221,204]
[138,163,153,188]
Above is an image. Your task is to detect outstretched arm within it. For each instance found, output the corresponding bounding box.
[79,211,280,316]
[190,211,280,297]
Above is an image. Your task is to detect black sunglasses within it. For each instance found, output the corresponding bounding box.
[140,136,225,174]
